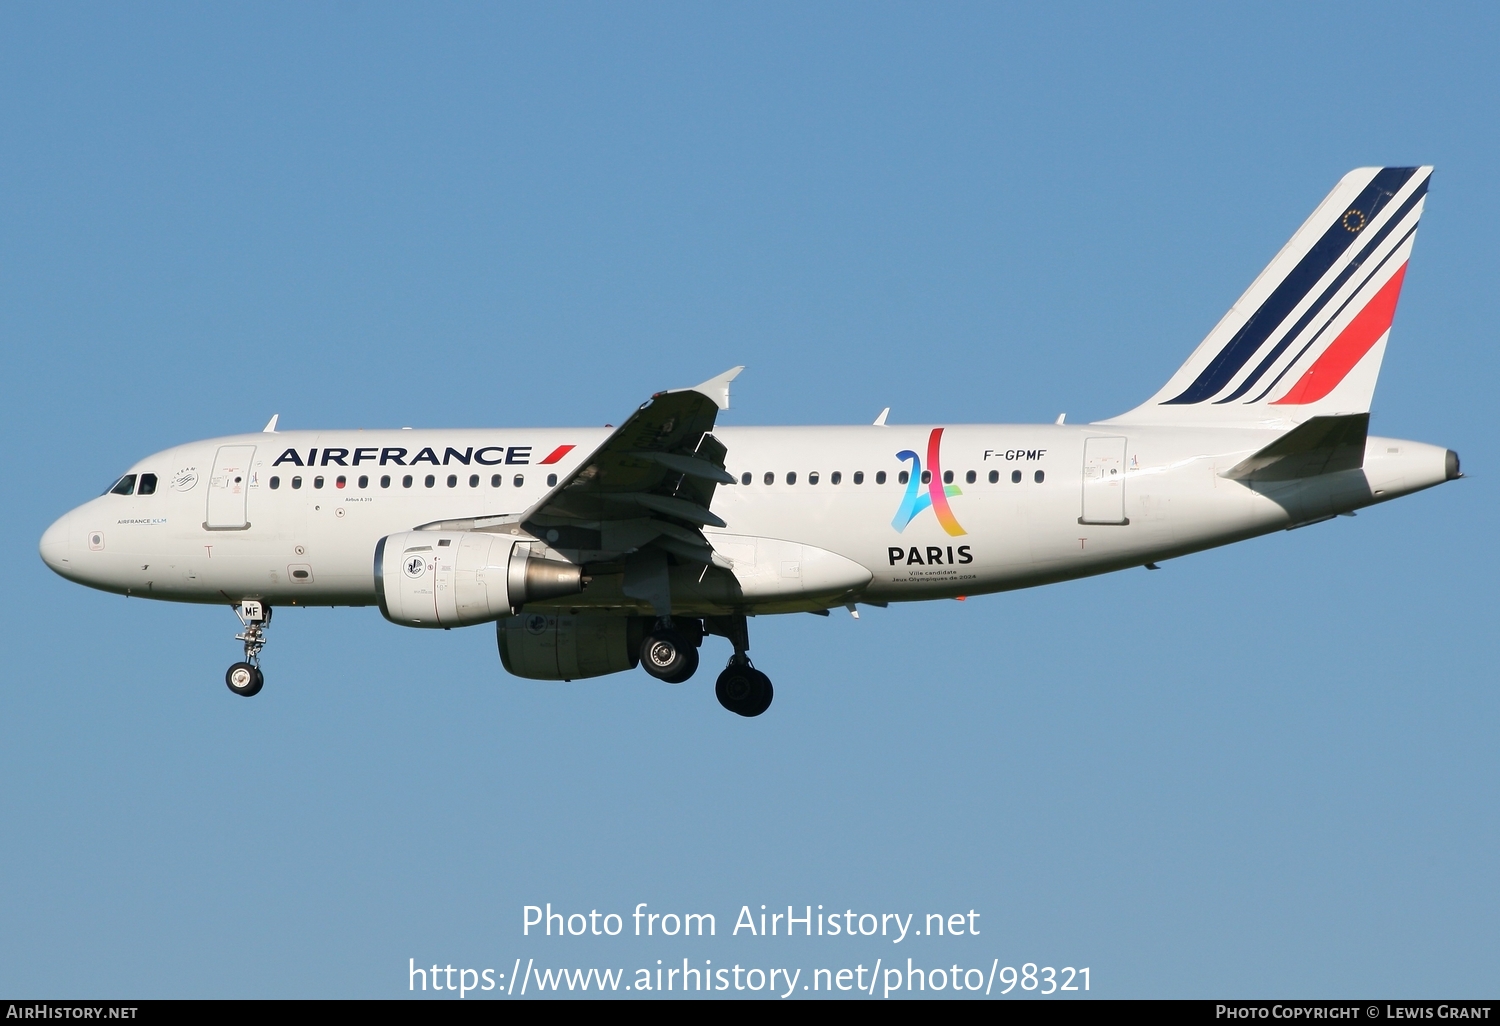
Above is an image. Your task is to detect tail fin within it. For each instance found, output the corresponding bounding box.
[1106,166,1431,426]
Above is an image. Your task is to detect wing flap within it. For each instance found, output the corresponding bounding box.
[608,491,727,528]
[630,450,735,483]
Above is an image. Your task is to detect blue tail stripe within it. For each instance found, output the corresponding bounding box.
[1215,175,1428,404]
[1244,219,1419,405]
[1162,167,1417,405]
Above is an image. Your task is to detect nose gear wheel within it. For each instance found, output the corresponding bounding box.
[226,662,264,697]
[226,601,270,697]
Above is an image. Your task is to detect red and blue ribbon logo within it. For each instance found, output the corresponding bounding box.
[892,428,966,536]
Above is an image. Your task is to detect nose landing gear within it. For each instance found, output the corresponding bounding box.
[227,600,270,697]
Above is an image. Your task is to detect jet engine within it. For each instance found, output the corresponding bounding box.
[497,614,646,681]
[375,531,584,628]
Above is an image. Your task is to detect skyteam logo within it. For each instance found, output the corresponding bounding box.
[891,428,967,537]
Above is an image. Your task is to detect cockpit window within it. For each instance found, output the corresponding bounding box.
[137,473,158,495]
[107,474,137,496]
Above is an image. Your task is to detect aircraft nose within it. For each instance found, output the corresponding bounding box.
[39,513,72,575]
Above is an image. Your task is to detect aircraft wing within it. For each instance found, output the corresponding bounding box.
[516,367,743,565]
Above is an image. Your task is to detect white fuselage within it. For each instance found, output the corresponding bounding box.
[39,423,1452,616]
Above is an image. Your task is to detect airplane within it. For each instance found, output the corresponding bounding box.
[39,166,1459,717]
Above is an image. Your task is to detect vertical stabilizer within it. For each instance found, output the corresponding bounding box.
[1105,166,1431,427]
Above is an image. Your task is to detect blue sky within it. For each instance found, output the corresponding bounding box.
[2,2,1495,998]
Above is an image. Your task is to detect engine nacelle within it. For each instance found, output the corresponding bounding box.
[375,531,585,628]
[497,614,643,680]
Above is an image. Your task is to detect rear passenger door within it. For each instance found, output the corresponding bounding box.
[1079,436,1128,525]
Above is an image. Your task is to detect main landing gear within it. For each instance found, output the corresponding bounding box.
[639,620,701,684]
[711,612,774,717]
[707,614,772,717]
[226,600,270,698]
[715,656,773,718]
[638,615,775,716]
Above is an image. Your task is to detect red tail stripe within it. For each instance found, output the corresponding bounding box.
[1272,263,1408,406]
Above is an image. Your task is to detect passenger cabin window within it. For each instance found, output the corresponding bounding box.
[424,475,435,488]
[898,471,909,485]
[943,470,953,484]
[831,471,842,484]
[853,471,864,484]
[786,472,797,485]
[965,470,976,484]
[546,474,557,487]
[763,472,774,485]
[137,473,158,495]
[270,476,281,490]
[1034,470,1045,483]
[292,476,303,489]
[741,472,751,485]
[491,474,502,487]
[108,474,137,496]
[470,474,480,488]
[1011,470,1022,483]
[402,475,413,488]
[808,472,819,485]
[875,471,886,484]
[314,476,324,489]
[358,475,368,489]
[920,470,930,484]
[446,474,457,488]
[336,475,346,489]
[989,470,999,484]
[513,474,524,487]
[380,475,391,488]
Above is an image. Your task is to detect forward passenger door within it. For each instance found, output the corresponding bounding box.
[205,445,256,530]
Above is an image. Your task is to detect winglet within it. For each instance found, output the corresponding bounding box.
[672,366,744,411]
[873,407,890,427]
[262,414,279,433]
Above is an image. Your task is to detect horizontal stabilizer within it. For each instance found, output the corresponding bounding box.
[1222,414,1368,482]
